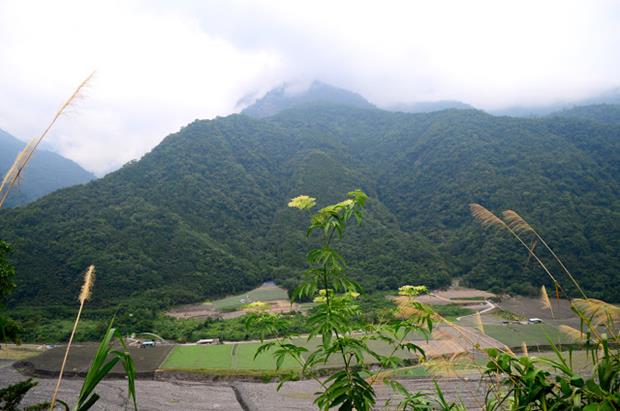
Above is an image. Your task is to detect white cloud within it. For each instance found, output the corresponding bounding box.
[0,0,618,175]
[0,0,281,174]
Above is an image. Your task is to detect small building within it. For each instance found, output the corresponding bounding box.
[196,338,219,345]
[528,318,543,324]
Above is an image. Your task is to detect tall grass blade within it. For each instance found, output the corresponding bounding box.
[540,285,554,318]
[50,265,96,410]
[0,72,94,208]
[470,204,564,294]
[76,319,137,410]
[502,210,587,299]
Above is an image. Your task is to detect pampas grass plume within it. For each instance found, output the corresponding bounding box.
[50,264,96,409]
[0,72,94,208]
[502,210,533,234]
[470,204,504,228]
[540,285,554,318]
[79,265,95,303]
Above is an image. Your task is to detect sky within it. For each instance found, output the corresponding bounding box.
[0,0,619,175]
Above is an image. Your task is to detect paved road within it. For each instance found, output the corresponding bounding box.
[2,360,488,410]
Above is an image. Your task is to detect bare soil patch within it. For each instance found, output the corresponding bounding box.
[166,300,301,320]
[25,343,173,377]
[166,283,300,320]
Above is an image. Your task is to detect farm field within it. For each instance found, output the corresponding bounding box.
[161,337,345,371]
[160,334,426,372]
[167,282,298,320]
[497,296,575,320]
[0,344,46,361]
[163,343,233,369]
[209,282,289,311]
[484,323,571,347]
[27,343,173,375]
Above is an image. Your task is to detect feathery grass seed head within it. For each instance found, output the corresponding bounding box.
[470,204,505,229]
[79,265,95,303]
[502,210,534,234]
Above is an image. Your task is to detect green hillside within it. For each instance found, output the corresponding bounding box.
[549,104,620,126]
[0,105,618,310]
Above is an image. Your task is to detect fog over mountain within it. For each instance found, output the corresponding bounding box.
[1,1,619,175]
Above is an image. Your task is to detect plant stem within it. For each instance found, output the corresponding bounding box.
[528,229,587,299]
[50,300,85,410]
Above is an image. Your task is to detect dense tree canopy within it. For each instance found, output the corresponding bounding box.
[0,104,618,310]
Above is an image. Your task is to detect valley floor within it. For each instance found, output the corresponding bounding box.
[1,360,487,410]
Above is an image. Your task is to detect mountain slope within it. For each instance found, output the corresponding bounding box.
[0,129,95,207]
[548,104,620,126]
[0,106,618,308]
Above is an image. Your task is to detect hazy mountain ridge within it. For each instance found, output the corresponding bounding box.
[385,100,473,113]
[241,81,375,118]
[0,129,95,207]
[547,104,620,126]
[490,89,620,117]
[0,104,618,309]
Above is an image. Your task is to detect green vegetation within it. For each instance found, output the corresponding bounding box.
[551,103,620,126]
[153,313,310,343]
[430,304,473,320]
[246,191,438,410]
[0,240,21,346]
[484,324,569,347]
[0,104,617,317]
[8,289,405,344]
[163,344,233,369]
[474,206,620,410]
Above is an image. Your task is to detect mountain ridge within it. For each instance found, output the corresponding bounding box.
[0,105,618,309]
[0,129,95,207]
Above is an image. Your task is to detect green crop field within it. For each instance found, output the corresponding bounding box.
[484,324,570,347]
[162,344,233,369]
[207,283,289,311]
[161,334,421,373]
[233,343,300,370]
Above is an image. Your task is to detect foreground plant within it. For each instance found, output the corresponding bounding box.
[70,321,138,411]
[46,265,137,410]
[472,204,620,410]
[0,72,94,208]
[249,191,438,410]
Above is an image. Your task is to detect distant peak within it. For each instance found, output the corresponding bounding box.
[240,80,374,118]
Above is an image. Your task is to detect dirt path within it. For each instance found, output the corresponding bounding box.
[456,300,497,321]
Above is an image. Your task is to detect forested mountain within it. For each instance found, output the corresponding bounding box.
[492,89,620,117]
[549,104,620,126]
[0,104,618,310]
[0,129,95,207]
[241,81,374,118]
